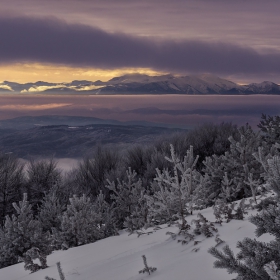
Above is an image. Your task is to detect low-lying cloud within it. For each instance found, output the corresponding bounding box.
[0,103,71,110]
[1,16,280,76]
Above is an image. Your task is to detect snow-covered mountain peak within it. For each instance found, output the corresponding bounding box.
[108,73,176,84]
[245,80,280,93]
[0,74,280,94]
[108,73,152,84]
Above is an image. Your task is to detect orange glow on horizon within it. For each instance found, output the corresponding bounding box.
[0,63,166,83]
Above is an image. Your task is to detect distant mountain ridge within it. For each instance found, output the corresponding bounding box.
[1,73,280,94]
[0,115,182,130]
[0,116,184,158]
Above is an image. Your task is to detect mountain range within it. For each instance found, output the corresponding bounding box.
[1,73,280,94]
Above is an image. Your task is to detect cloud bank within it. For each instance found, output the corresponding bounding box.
[1,16,280,76]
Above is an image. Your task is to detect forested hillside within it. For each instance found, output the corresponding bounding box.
[1,114,280,279]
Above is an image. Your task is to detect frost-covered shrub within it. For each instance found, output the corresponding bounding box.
[0,194,51,271]
[255,196,277,212]
[107,168,148,231]
[0,153,25,224]
[146,145,199,228]
[52,195,102,249]
[202,124,263,204]
[191,213,218,238]
[266,156,280,197]
[264,261,280,280]
[94,191,118,237]
[258,114,280,145]
[212,198,247,224]
[209,202,280,280]
[73,146,121,198]
[38,190,65,232]
[26,158,62,211]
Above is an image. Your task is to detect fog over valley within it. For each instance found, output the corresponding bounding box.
[0,94,279,128]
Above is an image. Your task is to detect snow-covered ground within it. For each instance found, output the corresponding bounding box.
[0,201,271,280]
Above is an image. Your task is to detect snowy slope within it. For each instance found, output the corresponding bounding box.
[0,199,271,280]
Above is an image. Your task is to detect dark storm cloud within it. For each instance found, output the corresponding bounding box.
[1,16,280,76]
[2,0,280,47]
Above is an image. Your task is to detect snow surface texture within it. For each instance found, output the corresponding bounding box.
[0,199,270,280]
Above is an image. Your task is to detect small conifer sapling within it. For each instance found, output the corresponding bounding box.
[139,255,157,275]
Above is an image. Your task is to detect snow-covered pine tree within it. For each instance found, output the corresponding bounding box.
[252,142,280,202]
[106,168,148,231]
[0,193,51,271]
[191,213,217,237]
[191,173,213,209]
[94,191,118,238]
[202,153,233,204]
[123,188,148,234]
[228,123,262,197]
[266,156,280,197]
[38,189,66,232]
[209,202,280,279]
[52,195,102,249]
[220,172,242,202]
[253,145,280,180]
[258,114,280,145]
[203,124,263,204]
[146,145,199,230]
[264,261,280,280]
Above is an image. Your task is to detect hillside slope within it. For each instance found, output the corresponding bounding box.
[0,198,271,280]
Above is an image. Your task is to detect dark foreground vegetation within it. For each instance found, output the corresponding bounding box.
[1,114,280,279]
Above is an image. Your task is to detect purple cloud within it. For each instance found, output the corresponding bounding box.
[1,16,280,76]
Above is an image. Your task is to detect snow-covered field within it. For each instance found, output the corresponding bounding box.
[0,201,270,280]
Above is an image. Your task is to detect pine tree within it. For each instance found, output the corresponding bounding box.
[94,191,118,238]
[258,114,280,145]
[0,154,24,224]
[203,124,263,204]
[266,156,280,197]
[26,158,61,211]
[74,146,121,198]
[251,142,280,203]
[192,173,213,209]
[123,188,148,234]
[191,213,217,237]
[264,261,280,280]
[209,203,280,279]
[0,193,51,271]
[52,195,102,249]
[146,145,199,229]
[106,168,148,231]
[38,189,65,232]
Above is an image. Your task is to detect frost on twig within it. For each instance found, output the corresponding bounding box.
[139,255,157,275]
[45,262,66,280]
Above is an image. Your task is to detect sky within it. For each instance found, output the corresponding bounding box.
[1,0,280,84]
